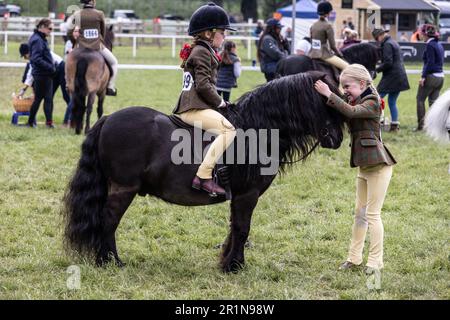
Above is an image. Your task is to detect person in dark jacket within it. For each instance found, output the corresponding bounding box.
[27,18,56,128]
[372,28,410,132]
[415,24,445,131]
[19,43,71,127]
[216,41,241,101]
[257,18,290,82]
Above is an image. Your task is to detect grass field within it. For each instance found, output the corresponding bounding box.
[0,50,449,300]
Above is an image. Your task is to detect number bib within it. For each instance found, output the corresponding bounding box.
[84,29,99,39]
[312,39,321,50]
[182,72,194,91]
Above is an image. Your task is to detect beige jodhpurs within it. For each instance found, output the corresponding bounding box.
[100,47,118,89]
[324,55,349,70]
[346,164,393,269]
[178,108,236,179]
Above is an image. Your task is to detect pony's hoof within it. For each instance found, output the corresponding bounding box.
[115,259,126,268]
[95,257,110,267]
[222,259,244,273]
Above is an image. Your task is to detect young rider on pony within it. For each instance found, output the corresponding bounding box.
[309,1,349,71]
[68,0,118,96]
[173,3,237,197]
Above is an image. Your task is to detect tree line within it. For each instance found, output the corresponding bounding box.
[6,0,302,21]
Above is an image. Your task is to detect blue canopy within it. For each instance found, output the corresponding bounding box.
[277,0,319,19]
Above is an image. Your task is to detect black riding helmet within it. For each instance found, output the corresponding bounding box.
[188,2,236,36]
[79,0,95,6]
[317,1,333,16]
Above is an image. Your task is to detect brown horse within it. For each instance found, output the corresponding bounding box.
[65,26,114,135]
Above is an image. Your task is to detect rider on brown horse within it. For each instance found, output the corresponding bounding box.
[67,0,118,96]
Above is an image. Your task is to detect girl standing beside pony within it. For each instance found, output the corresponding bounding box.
[216,41,242,102]
[314,64,396,274]
[173,3,237,197]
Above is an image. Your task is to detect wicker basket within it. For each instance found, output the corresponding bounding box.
[12,94,34,113]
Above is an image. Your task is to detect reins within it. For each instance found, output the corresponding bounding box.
[280,140,320,165]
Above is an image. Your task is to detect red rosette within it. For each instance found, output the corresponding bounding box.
[179,43,192,61]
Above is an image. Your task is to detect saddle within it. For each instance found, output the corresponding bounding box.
[168,114,232,200]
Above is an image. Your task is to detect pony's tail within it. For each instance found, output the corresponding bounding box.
[73,58,89,134]
[424,89,450,144]
[63,116,108,259]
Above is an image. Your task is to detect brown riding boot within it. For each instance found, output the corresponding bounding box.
[192,176,226,197]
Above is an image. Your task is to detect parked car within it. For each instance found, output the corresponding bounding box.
[6,4,21,16]
[111,9,139,21]
[157,14,184,21]
[0,2,21,17]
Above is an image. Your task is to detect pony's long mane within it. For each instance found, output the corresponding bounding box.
[221,72,344,180]
[342,42,380,68]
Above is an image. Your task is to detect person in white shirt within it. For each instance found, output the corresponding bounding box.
[295,37,312,56]
[64,25,80,60]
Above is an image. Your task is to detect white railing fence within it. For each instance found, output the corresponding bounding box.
[0,31,260,60]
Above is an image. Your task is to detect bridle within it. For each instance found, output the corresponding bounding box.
[280,124,332,165]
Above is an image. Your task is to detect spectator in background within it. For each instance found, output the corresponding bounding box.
[257,18,290,82]
[347,17,355,30]
[410,27,421,42]
[372,28,410,132]
[64,25,80,59]
[18,42,71,128]
[60,15,69,43]
[62,25,81,127]
[415,24,445,131]
[253,19,264,46]
[341,28,361,50]
[1,11,9,32]
[340,20,348,39]
[216,41,241,102]
[285,27,293,48]
[26,18,56,128]
[295,36,311,55]
[400,32,408,42]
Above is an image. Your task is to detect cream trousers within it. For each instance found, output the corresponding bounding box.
[100,47,118,89]
[178,108,236,179]
[324,55,350,71]
[347,164,393,269]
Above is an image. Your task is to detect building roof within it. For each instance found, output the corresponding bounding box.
[370,0,439,11]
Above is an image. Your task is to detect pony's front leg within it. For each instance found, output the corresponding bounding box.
[221,190,259,273]
[85,93,96,134]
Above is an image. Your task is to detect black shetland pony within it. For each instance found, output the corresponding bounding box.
[276,42,380,82]
[62,72,345,273]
